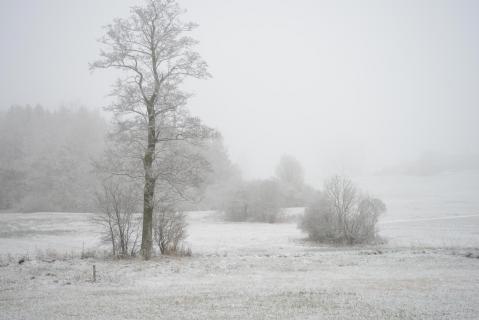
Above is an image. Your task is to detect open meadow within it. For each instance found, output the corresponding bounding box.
[1,206,479,319]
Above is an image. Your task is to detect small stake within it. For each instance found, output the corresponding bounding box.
[92,264,96,282]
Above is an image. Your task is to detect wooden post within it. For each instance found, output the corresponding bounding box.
[92,264,96,282]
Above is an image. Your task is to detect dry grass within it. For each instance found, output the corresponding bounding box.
[0,210,479,319]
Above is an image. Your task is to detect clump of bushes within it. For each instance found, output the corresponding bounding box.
[224,179,283,223]
[154,207,189,255]
[95,179,141,258]
[96,177,193,258]
[299,175,386,245]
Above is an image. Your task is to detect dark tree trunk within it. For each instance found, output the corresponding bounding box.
[141,103,156,260]
[141,175,155,259]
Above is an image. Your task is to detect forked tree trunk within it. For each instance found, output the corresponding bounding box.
[141,105,157,260]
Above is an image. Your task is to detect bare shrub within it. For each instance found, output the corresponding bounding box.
[300,175,386,245]
[154,207,188,255]
[175,243,193,257]
[80,247,98,260]
[95,179,141,257]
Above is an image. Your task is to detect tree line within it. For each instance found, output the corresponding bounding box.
[0,106,105,212]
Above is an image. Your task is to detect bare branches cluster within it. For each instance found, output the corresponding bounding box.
[300,176,386,245]
[154,206,188,255]
[95,178,141,257]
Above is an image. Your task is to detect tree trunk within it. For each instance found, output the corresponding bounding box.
[141,103,156,260]
[141,175,155,259]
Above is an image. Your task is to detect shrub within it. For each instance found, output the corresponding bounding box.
[94,179,141,257]
[154,207,188,255]
[300,176,386,245]
[224,179,283,223]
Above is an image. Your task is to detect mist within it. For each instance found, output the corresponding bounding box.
[1,0,478,183]
[1,1,479,318]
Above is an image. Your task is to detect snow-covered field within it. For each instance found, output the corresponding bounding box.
[1,208,479,319]
[1,208,478,256]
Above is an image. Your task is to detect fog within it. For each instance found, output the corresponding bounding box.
[1,0,478,184]
[2,2,479,318]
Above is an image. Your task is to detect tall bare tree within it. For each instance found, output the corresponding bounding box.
[91,0,210,259]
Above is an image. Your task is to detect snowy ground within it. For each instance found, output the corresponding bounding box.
[1,210,479,319]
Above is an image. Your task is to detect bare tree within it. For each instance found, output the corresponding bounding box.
[95,178,141,257]
[91,0,210,259]
[300,176,386,245]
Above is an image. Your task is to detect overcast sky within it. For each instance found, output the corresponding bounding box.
[1,0,478,184]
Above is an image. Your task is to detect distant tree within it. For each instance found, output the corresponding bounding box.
[248,179,283,223]
[300,175,386,245]
[0,106,106,212]
[224,179,283,223]
[223,186,249,222]
[275,155,314,207]
[91,0,210,259]
[276,155,305,188]
[194,135,242,211]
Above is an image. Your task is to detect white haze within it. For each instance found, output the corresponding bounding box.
[1,0,478,185]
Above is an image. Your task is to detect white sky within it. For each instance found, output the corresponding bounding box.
[1,0,478,185]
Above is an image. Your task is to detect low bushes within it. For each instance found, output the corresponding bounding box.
[95,179,141,257]
[300,176,386,245]
[224,179,283,223]
[96,178,192,257]
[154,208,189,255]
